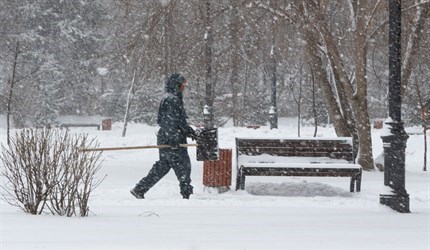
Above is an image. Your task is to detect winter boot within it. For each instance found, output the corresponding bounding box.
[130,187,145,199]
[181,191,191,199]
[180,184,193,199]
[182,193,190,199]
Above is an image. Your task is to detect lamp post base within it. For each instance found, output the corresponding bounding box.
[380,193,410,213]
[380,120,410,213]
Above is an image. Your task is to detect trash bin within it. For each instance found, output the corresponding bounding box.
[102,118,112,130]
[203,148,232,188]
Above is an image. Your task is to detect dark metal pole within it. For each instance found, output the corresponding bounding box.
[424,126,428,171]
[388,0,402,123]
[269,45,278,129]
[380,0,410,213]
[203,0,214,129]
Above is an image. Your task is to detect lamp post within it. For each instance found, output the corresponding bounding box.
[380,0,410,213]
[203,1,214,129]
[269,45,278,129]
[204,28,214,129]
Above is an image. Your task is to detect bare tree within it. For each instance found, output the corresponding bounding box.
[303,29,351,137]
[401,0,430,97]
[5,41,20,145]
[289,62,305,137]
[5,41,40,143]
[252,1,380,169]
[122,68,139,137]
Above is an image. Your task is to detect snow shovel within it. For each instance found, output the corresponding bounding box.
[80,128,219,161]
[79,143,198,151]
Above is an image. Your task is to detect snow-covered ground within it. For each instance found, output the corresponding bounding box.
[1,117,429,250]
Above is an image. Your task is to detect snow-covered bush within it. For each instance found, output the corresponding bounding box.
[0,128,104,216]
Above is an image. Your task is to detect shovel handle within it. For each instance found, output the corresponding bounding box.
[80,144,198,152]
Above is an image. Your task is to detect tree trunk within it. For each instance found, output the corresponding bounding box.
[310,67,318,137]
[304,30,351,137]
[315,20,357,135]
[229,1,240,126]
[308,2,374,170]
[6,41,21,145]
[353,0,375,170]
[122,69,137,137]
[401,2,430,97]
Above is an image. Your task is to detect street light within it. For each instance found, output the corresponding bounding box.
[380,0,410,213]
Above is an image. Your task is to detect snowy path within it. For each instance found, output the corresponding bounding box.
[1,121,429,249]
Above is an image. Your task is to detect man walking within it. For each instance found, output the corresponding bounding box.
[131,73,196,199]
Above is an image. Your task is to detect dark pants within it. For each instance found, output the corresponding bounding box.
[136,148,193,197]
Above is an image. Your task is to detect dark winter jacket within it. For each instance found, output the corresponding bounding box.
[157,74,195,147]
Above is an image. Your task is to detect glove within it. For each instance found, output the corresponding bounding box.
[194,129,202,141]
[189,130,197,141]
[187,126,198,141]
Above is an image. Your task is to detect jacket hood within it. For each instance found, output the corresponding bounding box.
[166,73,185,95]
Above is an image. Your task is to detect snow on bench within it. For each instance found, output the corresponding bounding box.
[235,137,362,192]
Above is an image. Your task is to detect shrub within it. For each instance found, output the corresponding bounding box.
[0,128,104,216]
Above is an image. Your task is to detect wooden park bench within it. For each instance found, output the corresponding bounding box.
[60,123,100,130]
[235,137,362,192]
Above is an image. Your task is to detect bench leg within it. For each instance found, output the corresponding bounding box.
[350,178,355,192]
[235,167,246,190]
[235,173,241,190]
[356,175,361,192]
[239,174,246,190]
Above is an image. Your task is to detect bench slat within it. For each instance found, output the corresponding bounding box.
[240,163,361,169]
[240,150,353,160]
[241,167,361,177]
[237,140,352,147]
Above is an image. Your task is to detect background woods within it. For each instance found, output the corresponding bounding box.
[0,0,429,170]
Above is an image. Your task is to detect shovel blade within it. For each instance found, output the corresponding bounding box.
[196,128,219,161]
